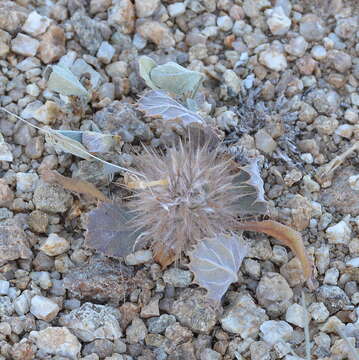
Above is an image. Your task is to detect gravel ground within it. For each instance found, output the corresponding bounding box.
[0,0,359,359]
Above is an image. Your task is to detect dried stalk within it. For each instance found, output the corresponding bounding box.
[235,220,313,280]
[41,169,110,202]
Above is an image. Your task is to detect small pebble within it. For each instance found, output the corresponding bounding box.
[344,109,358,124]
[217,15,233,32]
[125,250,152,265]
[33,101,62,125]
[260,320,293,345]
[40,233,70,257]
[285,36,308,57]
[223,70,242,94]
[30,295,60,321]
[16,172,39,193]
[323,268,339,285]
[97,41,116,64]
[22,11,51,36]
[335,124,353,139]
[126,317,147,344]
[259,48,287,71]
[285,304,307,328]
[0,280,9,295]
[13,293,31,315]
[30,326,81,359]
[135,0,160,18]
[326,220,351,245]
[267,6,291,36]
[163,268,192,287]
[11,33,39,57]
[299,14,326,41]
[308,302,329,323]
[346,257,359,267]
[168,2,186,17]
[311,45,327,60]
[255,129,277,154]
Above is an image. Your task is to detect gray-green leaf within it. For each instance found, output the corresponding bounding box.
[139,56,204,98]
[45,129,92,160]
[45,65,89,97]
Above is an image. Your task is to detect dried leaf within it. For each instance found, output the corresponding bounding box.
[139,56,204,98]
[54,130,118,153]
[231,159,268,215]
[45,65,89,97]
[235,220,313,280]
[188,234,248,303]
[152,242,176,269]
[85,202,141,258]
[137,90,204,127]
[0,107,140,177]
[41,169,110,202]
[45,128,92,160]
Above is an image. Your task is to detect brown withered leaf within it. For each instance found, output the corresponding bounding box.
[235,220,313,281]
[152,242,176,269]
[85,202,141,258]
[41,169,109,202]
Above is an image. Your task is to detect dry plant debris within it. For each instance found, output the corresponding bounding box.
[0,0,358,358]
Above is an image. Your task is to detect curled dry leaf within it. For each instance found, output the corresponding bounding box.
[235,220,313,281]
[85,202,141,258]
[54,130,120,153]
[232,159,268,215]
[188,234,248,303]
[137,90,204,127]
[41,169,110,202]
[45,128,92,160]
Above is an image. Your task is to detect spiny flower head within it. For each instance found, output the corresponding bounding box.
[129,138,265,259]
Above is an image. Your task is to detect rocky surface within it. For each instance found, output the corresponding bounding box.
[0,0,359,359]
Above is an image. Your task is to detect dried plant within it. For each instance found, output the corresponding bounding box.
[126,137,266,261]
[1,57,314,304]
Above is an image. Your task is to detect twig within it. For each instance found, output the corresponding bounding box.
[316,142,359,185]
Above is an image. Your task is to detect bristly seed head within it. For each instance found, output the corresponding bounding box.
[129,139,245,259]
